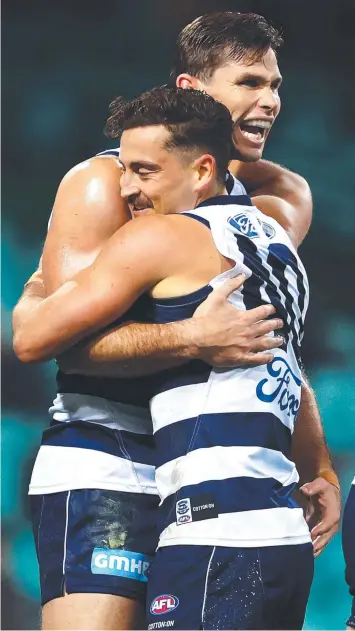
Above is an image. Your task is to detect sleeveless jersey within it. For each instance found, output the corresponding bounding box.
[147,194,311,548]
[30,148,245,497]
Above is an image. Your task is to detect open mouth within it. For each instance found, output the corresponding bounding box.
[128,199,153,213]
[129,203,154,216]
[239,119,272,144]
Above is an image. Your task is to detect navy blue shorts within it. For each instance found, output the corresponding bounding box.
[343,485,355,628]
[146,544,314,630]
[30,489,160,606]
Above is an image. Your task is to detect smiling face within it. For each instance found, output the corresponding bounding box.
[178,48,282,162]
[119,125,212,217]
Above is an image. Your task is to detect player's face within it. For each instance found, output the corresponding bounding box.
[120,126,201,216]
[193,48,282,162]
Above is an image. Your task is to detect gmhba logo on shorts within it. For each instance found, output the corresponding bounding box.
[91,548,151,582]
[150,594,179,615]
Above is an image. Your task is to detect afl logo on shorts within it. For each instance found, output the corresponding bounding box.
[150,594,179,615]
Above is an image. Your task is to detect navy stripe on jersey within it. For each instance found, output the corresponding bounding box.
[56,293,154,404]
[181,212,211,229]
[152,285,212,309]
[43,420,156,466]
[267,244,305,359]
[96,149,120,157]
[236,233,286,324]
[56,371,152,407]
[267,246,296,347]
[226,171,235,194]
[152,361,211,397]
[233,235,305,362]
[198,194,253,208]
[154,412,292,469]
[151,288,212,324]
[270,243,307,348]
[159,477,299,529]
[296,272,306,345]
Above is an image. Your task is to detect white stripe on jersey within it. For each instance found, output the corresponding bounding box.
[29,445,157,495]
[50,393,152,434]
[158,507,311,548]
[156,445,299,502]
[151,196,309,548]
[151,383,209,433]
[151,349,297,434]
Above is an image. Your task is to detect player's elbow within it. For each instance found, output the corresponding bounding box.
[13,331,48,363]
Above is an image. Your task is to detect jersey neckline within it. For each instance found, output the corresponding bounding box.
[197,194,253,208]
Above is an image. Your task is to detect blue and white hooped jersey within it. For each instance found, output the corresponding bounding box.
[148,194,310,548]
[30,151,246,497]
[29,295,158,497]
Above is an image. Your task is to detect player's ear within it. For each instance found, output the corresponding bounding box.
[192,154,216,191]
[176,74,200,90]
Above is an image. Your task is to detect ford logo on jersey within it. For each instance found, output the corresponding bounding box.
[229,213,259,238]
[256,356,301,419]
[150,595,179,615]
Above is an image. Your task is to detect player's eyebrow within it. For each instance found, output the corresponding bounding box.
[119,158,160,170]
[129,160,161,171]
[236,72,283,88]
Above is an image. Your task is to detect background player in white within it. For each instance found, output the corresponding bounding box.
[13,12,340,631]
[14,84,316,629]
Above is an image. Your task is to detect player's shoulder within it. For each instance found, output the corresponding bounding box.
[49,148,127,229]
[60,150,122,189]
[120,212,200,252]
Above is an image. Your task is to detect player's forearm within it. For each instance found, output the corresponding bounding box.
[291,377,338,487]
[58,320,202,377]
[12,271,46,354]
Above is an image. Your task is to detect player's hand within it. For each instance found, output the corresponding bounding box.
[193,274,284,368]
[300,477,341,557]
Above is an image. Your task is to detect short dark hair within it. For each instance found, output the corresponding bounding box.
[170,12,283,83]
[105,85,233,183]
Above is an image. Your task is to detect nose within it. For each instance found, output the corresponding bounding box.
[120,172,140,200]
[258,86,280,114]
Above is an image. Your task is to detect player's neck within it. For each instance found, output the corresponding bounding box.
[196,182,226,207]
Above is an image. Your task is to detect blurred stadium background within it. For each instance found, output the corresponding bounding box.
[2,0,355,628]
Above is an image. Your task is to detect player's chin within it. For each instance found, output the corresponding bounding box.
[131,207,155,217]
[239,147,264,162]
[231,131,265,162]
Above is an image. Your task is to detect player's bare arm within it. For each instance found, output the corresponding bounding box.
[57,275,282,376]
[292,378,341,557]
[14,215,182,359]
[231,159,312,248]
[231,162,340,554]
[13,215,283,368]
[42,155,130,293]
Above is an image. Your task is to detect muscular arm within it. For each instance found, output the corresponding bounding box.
[291,376,340,556]
[13,157,281,371]
[13,220,280,368]
[230,159,313,248]
[42,155,130,293]
[291,378,335,485]
[14,216,181,361]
